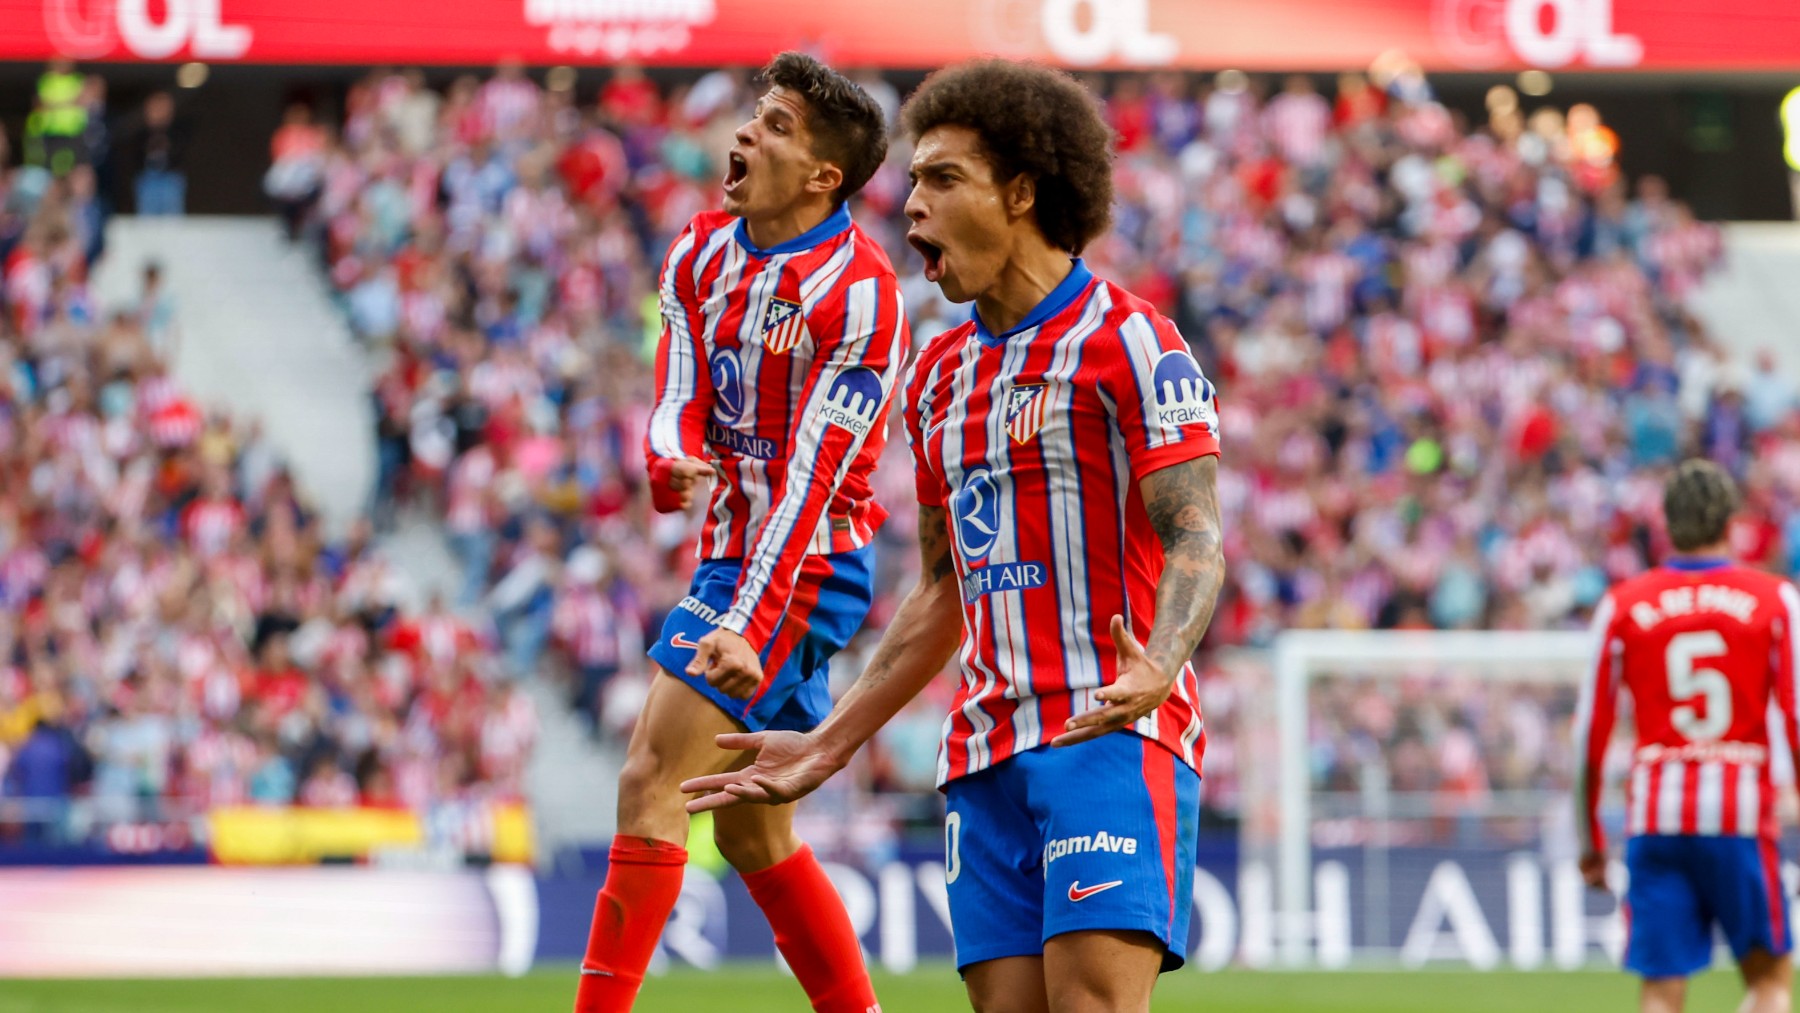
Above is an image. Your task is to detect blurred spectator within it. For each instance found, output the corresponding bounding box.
[487,516,561,679]
[90,680,175,823]
[248,734,297,805]
[26,59,89,177]
[121,92,189,216]
[553,545,625,734]
[2,718,89,843]
[135,260,178,358]
[1746,348,1798,434]
[266,103,328,241]
[298,754,359,807]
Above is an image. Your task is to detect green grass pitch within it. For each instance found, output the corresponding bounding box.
[0,965,1748,1011]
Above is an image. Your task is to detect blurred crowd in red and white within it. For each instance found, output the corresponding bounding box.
[0,80,536,844]
[7,55,1800,853]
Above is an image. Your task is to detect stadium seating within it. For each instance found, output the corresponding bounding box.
[268,64,1800,848]
[0,135,536,853]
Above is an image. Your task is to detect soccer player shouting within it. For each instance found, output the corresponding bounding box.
[575,53,904,1013]
[684,60,1226,1011]
[1576,460,1799,1013]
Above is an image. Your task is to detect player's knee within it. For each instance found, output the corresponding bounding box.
[1046,978,1142,1013]
[712,822,794,873]
[1741,951,1794,1013]
[967,990,1045,1013]
[1639,977,1687,1013]
[710,828,768,872]
[1043,949,1157,1013]
[615,747,679,820]
[1748,979,1792,1009]
[1741,950,1793,987]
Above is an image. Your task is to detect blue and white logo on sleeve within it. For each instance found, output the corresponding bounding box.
[952,468,1000,564]
[818,367,884,437]
[1150,350,1218,431]
[709,348,744,424]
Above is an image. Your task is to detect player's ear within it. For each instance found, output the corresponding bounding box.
[808,161,844,198]
[1005,174,1036,220]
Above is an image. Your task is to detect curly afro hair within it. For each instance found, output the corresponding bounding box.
[761,52,889,203]
[900,59,1114,254]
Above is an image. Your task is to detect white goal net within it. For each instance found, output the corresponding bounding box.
[1260,629,1629,969]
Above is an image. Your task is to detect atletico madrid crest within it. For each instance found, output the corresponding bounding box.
[760,297,808,354]
[1005,382,1049,444]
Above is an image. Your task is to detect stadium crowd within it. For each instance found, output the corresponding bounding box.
[276,59,1800,842]
[10,55,1797,853]
[0,104,536,846]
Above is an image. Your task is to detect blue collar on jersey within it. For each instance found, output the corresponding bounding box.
[1664,556,1732,571]
[971,259,1094,349]
[733,202,852,257]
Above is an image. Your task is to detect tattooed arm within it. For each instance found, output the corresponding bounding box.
[1054,454,1226,746]
[681,505,965,811]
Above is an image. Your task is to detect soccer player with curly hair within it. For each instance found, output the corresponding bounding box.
[685,59,1227,1011]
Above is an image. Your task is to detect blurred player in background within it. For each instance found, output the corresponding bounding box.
[574,52,904,1013]
[1576,459,1800,1013]
[684,59,1226,1011]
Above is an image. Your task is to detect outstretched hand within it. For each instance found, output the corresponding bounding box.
[1052,615,1177,747]
[679,731,846,813]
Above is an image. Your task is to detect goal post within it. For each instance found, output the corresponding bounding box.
[1271,629,1594,967]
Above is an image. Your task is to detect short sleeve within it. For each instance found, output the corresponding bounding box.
[1102,311,1222,478]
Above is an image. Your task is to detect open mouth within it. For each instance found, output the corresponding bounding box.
[723,152,749,193]
[909,234,945,283]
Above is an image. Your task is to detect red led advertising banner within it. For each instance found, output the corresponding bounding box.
[3,0,1800,70]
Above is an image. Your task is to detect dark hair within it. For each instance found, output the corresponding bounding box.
[1663,459,1739,551]
[760,52,888,203]
[900,59,1114,254]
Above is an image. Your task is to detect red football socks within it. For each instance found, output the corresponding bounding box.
[740,844,882,1013]
[574,837,689,1013]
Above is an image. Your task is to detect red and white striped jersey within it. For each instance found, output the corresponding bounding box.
[1263,90,1331,167]
[554,584,622,668]
[182,498,246,559]
[1299,251,1357,334]
[645,205,908,650]
[903,260,1221,786]
[1575,559,1800,855]
[476,77,541,139]
[445,446,497,535]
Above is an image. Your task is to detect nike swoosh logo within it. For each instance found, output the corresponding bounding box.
[579,968,612,977]
[924,418,949,440]
[1068,880,1124,902]
[670,632,703,649]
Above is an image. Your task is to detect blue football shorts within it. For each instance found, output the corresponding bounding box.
[647,544,873,733]
[1624,834,1792,978]
[943,730,1201,972]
